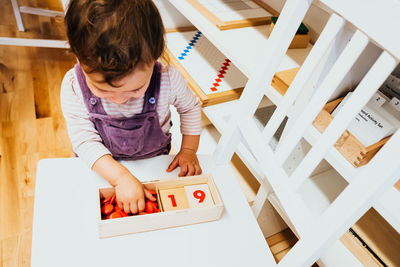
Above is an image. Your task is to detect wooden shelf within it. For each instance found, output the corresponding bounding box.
[167,0,312,90]
[166,1,399,265]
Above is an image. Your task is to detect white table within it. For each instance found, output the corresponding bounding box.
[31,155,275,267]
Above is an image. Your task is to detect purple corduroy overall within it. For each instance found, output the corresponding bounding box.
[74,62,171,160]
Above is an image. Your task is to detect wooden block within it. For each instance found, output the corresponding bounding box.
[184,184,214,208]
[352,209,400,266]
[289,33,310,49]
[271,67,299,95]
[159,187,190,211]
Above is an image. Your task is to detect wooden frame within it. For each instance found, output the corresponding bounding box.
[312,97,390,167]
[165,29,247,107]
[97,174,224,238]
[165,47,244,106]
[186,0,279,30]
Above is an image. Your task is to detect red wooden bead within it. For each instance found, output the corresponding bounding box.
[115,205,121,212]
[109,212,122,219]
[101,197,111,205]
[150,201,158,210]
[145,201,154,213]
[101,203,114,215]
[118,210,128,217]
[138,212,148,215]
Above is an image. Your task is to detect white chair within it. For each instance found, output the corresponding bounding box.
[215,0,400,265]
[0,0,69,48]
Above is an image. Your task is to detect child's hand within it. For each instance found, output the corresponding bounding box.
[167,148,202,177]
[114,173,156,214]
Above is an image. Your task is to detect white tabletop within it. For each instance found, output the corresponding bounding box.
[31,155,275,267]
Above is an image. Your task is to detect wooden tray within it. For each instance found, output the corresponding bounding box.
[187,0,278,30]
[165,30,247,106]
[97,174,224,238]
[312,97,390,167]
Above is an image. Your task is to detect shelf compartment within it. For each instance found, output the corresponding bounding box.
[312,97,390,167]
[268,167,365,267]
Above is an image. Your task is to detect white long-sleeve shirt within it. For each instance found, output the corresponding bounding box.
[60,64,201,168]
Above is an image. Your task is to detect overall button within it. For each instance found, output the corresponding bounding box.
[148,97,156,104]
[89,97,97,105]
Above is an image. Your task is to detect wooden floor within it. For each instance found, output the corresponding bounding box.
[0,1,74,266]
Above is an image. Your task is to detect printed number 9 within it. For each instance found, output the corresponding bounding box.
[193,190,205,203]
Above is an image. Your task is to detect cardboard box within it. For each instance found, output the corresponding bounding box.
[97,174,224,238]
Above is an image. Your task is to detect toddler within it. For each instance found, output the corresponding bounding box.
[61,0,202,215]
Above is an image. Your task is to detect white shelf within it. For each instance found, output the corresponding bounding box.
[269,188,364,267]
[167,0,312,78]
[203,97,400,235]
[304,125,400,233]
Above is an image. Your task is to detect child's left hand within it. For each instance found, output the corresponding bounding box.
[166,148,202,177]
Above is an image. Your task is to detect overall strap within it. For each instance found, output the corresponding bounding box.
[141,62,162,113]
[74,64,107,115]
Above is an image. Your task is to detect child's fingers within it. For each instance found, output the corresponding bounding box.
[179,164,188,177]
[123,202,131,214]
[117,199,124,210]
[186,164,195,176]
[195,164,202,175]
[167,157,179,172]
[144,189,157,201]
[138,198,145,212]
[130,201,138,215]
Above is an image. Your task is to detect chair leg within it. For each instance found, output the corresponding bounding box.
[10,0,25,32]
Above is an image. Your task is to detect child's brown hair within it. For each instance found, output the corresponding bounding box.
[65,0,166,85]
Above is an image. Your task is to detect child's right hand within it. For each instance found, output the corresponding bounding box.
[114,172,156,214]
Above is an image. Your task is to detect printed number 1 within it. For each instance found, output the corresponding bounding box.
[168,194,177,207]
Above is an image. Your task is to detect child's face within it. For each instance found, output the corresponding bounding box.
[83,62,155,104]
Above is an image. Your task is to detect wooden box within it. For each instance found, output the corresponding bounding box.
[268,18,310,49]
[312,97,390,167]
[97,174,224,238]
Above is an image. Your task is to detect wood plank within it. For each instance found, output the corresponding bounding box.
[352,208,400,267]
[340,231,383,267]
[274,247,291,262]
[266,228,296,247]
